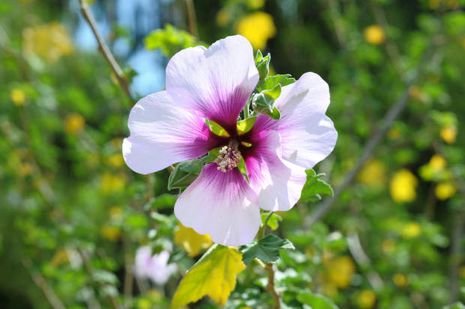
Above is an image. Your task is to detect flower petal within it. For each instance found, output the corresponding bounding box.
[174,164,260,246]
[123,91,216,174]
[253,72,337,169]
[246,132,307,211]
[166,35,259,130]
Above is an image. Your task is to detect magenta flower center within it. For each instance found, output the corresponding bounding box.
[207,119,257,173]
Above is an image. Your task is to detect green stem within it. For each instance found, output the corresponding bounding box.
[261,211,274,239]
[243,101,250,119]
[260,212,281,308]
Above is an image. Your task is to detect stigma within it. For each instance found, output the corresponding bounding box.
[215,144,242,172]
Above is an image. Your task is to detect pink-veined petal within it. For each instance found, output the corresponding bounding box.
[253,72,337,169]
[174,164,260,246]
[123,91,216,175]
[166,35,259,130]
[246,132,307,212]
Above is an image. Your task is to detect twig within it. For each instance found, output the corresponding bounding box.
[449,211,464,303]
[185,0,198,37]
[347,233,384,291]
[369,0,404,78]
[78,0,132,100]
[22,259,66,309]
[326,0,347,48]
[265,263,280,309]
[305,44,436,226]
[77,249,121,309]
[123,238,134,308]
[306,85,412,226]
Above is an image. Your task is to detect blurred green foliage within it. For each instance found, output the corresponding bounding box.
[1,0,465,308]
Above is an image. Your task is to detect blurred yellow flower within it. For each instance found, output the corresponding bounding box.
[390,169,418,203]
[460,266,465,278]
[107,153,124,168]
[100,225,122,241]
[429,0,460,9]
[110,206,123,221]
[174,224,212,257]
[51,249,69,267]
[23,22,74,63]
[100,172,126,194]
[358,159,386,187]
[429,0,440,9]
[440,126,457,144]
[136,290,163,309]
[420,154,448,181]
[382,239,395,253]
[387,127,401,140]
[10,88,26,106]
[429,154,446,171]
[393,273,408,287]
[355,290,376,309]
[216,9,230,27]
[247,0,265,9]
[401,222,421,239]
[64,113,85,135]
[435,182,456,200]
[111,137,124,149]
[19,162,33,177]
[409,85,426,102]
[363,25,385,45]
[324,256,355,288]
[236,12,276,49]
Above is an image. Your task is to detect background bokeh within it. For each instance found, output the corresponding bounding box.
[1,0,465,308]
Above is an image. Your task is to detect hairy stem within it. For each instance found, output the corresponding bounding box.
[266,263,281,309]
[78,0,132,100]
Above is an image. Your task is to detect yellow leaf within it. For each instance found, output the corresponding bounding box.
[171,245,245,308]
[174,225,212,257]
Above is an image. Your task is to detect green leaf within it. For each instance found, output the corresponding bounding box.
[168,160,201,191]
[240,234,294,265]
[297,292,338,309]
[300,169,334,203]
[171,245,245,308]
[167,149,221,190]
[237,156,249,182]
[123,67,138,84]
[92,270,118,285]
[151,193,177,210]
[144,24,199,57]
[270,107,281,120]
[444,303,465,309]
[263,84,281,100]
[252,92,281,120]
[237,117,256,135]
[205,119,230,137]
[258,74,296,92]
[255,50,270,81]
[261,212,283,231]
